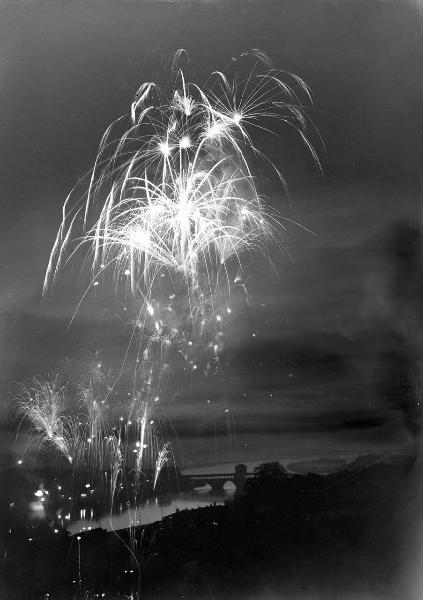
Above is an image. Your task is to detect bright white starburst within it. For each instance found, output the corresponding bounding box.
[43,49,318,339]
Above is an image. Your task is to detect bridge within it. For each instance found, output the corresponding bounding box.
[182,464,256,493]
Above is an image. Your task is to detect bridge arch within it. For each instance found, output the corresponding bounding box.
[222,480,236,492]
[187,464,249,493]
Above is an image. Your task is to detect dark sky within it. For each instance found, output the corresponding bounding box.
[1,0,423,469]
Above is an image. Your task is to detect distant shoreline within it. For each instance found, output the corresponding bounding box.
[181,448,416,476]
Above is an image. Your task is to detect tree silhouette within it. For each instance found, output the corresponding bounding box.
[253,461,287,479]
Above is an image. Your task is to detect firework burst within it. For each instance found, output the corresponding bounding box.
[44,49,318,343]
[17,375,78,464]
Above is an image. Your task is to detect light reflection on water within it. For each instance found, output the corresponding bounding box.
[29,500,45,519]
[68,488,235,535]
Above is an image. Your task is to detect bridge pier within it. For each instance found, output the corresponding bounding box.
[233,463,248,493]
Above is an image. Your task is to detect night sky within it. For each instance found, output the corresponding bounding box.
[1,0,423,470]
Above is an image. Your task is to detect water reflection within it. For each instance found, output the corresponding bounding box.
[68,489,235,535]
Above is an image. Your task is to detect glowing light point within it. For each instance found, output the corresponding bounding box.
[159,141,171,157]
[233,112,242,125]
[124,269,131,276]
[179,136,191,149]
[130,228,150,249]
[206,121,225,139]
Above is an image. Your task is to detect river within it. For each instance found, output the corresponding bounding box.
[68,487,236,534]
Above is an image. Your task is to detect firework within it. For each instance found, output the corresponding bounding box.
[20,52,319,550]
[17,375,78,464]
[17,368,168,496]
[43,49,318,343]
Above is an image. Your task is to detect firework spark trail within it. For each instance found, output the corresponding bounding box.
[153,442,171,490]
[123,394,151,487]
[79,383,102,438]
[105,427,142,600]
[106,430,123,505]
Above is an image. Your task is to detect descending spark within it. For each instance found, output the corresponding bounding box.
[133,398,149,484]
[79,382,103,438]
[107,431,123,501]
